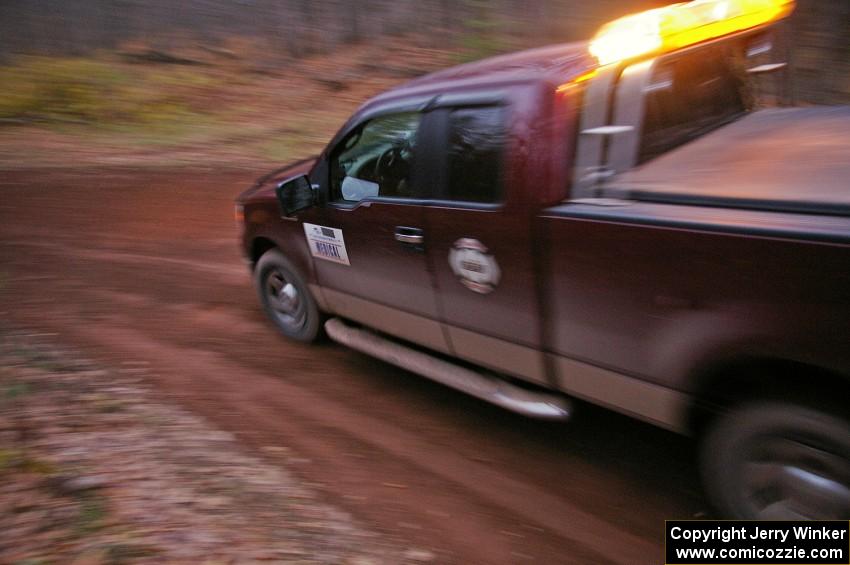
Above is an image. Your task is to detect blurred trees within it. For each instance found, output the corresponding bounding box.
[0,0,683,57]
[0,0,847,103]
[786,0,850,104]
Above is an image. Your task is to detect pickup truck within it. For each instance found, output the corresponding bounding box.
[235,0,849,521]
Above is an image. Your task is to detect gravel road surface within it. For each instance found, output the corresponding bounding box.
[0,169,707,564]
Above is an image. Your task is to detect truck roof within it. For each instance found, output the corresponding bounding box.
[364,41,594,108]
[600,107,850,217]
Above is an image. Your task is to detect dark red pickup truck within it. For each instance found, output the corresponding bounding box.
[236,0,849,520]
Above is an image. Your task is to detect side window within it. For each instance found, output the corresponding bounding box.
[446,106,506,204]
[639,47,746,163]
[331,112,420,202]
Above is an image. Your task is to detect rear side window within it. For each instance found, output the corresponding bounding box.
[639,47,746,163]
[446,106,506,203]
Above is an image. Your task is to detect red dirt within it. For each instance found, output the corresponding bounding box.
[0,168,706,564]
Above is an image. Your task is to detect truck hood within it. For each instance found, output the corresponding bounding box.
[236,156,318,203]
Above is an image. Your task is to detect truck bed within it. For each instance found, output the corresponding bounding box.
[600,107,850,216]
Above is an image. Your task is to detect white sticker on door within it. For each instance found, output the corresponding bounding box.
[303,223,350,266]
[448,238,501,294]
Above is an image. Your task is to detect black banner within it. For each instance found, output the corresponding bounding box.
[666,521,849,564]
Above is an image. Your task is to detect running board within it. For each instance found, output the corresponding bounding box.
[324,318,571,420]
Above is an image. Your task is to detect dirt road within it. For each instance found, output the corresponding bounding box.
[0,169,706,564]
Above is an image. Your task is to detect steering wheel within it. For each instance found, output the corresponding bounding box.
[375,146,399,182]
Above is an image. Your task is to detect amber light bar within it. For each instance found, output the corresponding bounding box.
[589,0,795,66]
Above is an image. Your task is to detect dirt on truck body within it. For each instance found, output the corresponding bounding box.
[238,0,850,522]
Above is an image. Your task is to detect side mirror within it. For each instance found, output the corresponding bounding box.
[276,174,315,216]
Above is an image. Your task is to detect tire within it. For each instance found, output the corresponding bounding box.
[254,249,322,343]
[701,401,850,520]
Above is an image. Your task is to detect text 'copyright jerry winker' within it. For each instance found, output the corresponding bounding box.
[665,521,849,565]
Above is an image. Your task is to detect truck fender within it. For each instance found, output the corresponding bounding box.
[647,304,791,394]
[246,225,327,311]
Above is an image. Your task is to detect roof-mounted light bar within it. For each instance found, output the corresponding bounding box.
[589,0,795,66]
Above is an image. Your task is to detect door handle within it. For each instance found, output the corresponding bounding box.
[394,227,424,246]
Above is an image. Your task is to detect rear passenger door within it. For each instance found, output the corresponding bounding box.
[424,103,548,386]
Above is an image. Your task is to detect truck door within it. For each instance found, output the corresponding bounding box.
[311,110,449,353]
[423,103,549,386]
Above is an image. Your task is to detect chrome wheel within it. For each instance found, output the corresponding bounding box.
[702,401,850,520]
[742,436,850,519]
[265,268,306,331]
[254,249,322,343]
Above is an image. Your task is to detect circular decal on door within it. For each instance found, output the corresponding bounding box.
[448,238,501,294]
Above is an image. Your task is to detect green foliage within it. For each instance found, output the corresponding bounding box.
[3,381,31,400]
[261,137,298,163]
[455,0,511,63]
[17,454,58,475]
[76,493,108,534]
[0,56,214,127]
[0,57,128,122]
[0,448,19,471]
[0,448,58,475]
[104,543,159,563]
[456,33,511,63]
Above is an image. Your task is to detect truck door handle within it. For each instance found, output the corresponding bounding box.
[394,227,424,246]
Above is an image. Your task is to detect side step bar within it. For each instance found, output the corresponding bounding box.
[324,318,571,420]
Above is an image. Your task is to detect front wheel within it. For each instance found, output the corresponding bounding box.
[255,249,322,343]
[701,401,850,520]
